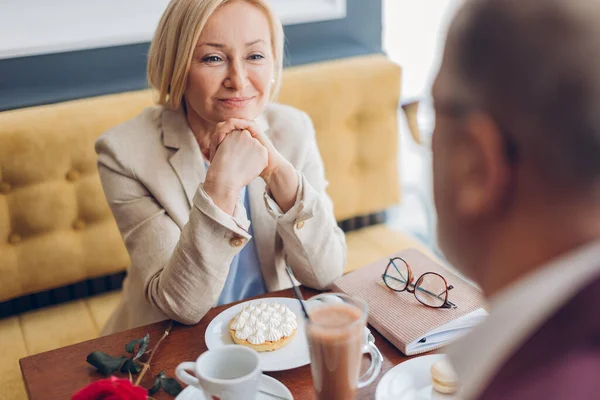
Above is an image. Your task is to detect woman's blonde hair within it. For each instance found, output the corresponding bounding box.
[147,0,284,110]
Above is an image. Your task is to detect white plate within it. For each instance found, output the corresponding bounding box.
[205,297,309,372]
[176,374,293,400]
[376,354,456,400]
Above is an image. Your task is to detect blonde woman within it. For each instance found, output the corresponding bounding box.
[96,0,347,334]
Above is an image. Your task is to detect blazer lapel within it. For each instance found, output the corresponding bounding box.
[162,109,206,207]
[248,113,278,289]
[248,177,278,289]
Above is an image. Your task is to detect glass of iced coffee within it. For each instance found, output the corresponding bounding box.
[306,293,382,400]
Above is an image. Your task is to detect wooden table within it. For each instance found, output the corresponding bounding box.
[20,288,416,399]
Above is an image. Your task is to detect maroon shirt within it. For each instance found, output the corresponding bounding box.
[477,274,600,399]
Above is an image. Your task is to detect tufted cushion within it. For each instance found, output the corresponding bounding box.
[345,225,439,273]
[278,55,402,221]
[0,54,402,302]
[0,92,154,302]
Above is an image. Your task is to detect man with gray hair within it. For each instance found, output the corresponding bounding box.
[431,0,600,398]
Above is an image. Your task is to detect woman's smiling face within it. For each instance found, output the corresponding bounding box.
[185,0,274,124]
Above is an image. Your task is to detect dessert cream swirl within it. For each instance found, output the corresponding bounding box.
[279,321,295,337]
[231,302,297,344]
[230,316,246,330]
[248,329,266,345]
[267,318,281,328]
[284,314,298,329]
[235,325,253,340]
[265,326,283,342]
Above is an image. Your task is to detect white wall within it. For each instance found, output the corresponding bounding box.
[383,2,464,253]
[0,0,346,60]
[383,0,463,103]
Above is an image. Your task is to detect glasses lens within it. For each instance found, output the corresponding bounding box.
[384,258,409,291]
[415,273,448,308]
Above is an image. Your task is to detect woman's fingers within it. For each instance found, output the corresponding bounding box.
[207,121,238,160]
[209,130,228,161]
[218,118,261,138]
[208,119,264,161]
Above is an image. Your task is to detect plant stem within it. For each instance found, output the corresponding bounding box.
[135,320,174,386]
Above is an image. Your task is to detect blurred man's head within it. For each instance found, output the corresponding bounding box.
[433,0,600,292]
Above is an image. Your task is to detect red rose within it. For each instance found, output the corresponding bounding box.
[72,376,147,400]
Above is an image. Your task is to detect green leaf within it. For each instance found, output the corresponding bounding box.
[86,352,127,376]
[120,359,142,374]
[125,333,150,360]
[148,371,164,396]
[161,377,183,396]
[148,371,183,396]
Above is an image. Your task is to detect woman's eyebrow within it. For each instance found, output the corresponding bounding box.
[196,39,266,48]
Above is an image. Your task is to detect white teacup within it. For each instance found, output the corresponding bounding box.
[176,345,261,400]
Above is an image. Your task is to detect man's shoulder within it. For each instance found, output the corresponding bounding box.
[480,272,600,399]
[479,347,600,400]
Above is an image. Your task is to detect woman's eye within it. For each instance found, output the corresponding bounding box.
[249,54,265,60]
[202,55,222,63]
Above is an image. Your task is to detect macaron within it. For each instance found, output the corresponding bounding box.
[431,358,458,394]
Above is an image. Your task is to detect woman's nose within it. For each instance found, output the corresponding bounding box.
[224,61,248,90]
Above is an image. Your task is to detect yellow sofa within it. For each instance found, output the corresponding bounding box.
[0,54,431,399]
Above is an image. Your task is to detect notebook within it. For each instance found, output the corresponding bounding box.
[332,248,488,355]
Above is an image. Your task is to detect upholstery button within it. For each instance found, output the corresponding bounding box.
[347,115,361,130]
[66,170,80,182]
[229,237,244,247]
[8,233,21,245]
[73,219,86,230]
[0,182,11,194]
[295,221,305,230]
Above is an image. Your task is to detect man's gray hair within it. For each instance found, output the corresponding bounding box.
[452,0,600,189]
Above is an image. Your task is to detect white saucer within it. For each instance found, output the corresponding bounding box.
[205,297,309,372]
[175,374,293,400]
[376,354,455,400]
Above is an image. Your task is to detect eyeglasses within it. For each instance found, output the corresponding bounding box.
[381,257,457,309]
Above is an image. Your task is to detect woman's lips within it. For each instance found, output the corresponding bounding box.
[217,96,255,108]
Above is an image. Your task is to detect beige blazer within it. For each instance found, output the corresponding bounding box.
[96,104,346,334]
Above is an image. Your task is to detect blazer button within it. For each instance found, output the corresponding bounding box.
[295,221,305,230]
[0,182,11,194]
[8,233,21,245]
[230,237,244,247]
[73,219,86,231]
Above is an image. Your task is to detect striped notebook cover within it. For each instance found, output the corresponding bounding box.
[332,248,487,355]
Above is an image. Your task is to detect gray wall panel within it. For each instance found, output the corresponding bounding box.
[0,0,382,111]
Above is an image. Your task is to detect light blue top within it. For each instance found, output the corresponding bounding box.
[215,184,267,306]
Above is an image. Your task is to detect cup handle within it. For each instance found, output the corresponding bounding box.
[357,341,383,389]
[175,362,200,387]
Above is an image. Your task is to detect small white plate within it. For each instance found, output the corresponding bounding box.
[376,354,455,400]
[176,374,293,400]
[205,297,309,372]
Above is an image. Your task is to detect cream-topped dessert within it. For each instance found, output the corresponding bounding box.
[228,302,298,352]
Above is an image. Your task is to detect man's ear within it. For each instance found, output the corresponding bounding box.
[455,112,512,218]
